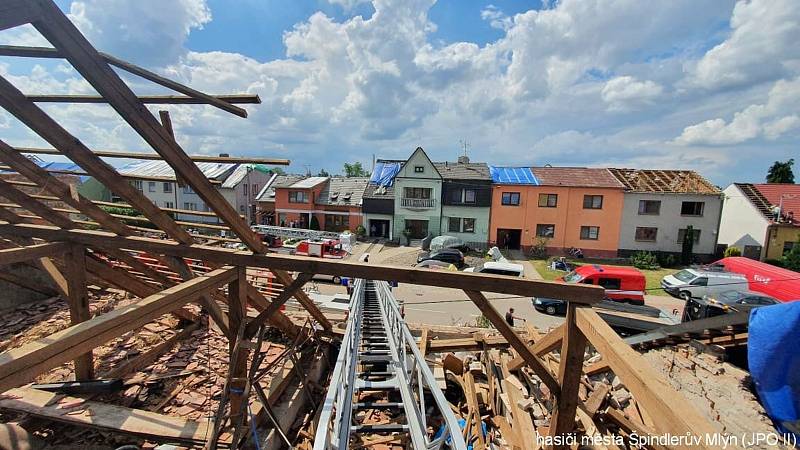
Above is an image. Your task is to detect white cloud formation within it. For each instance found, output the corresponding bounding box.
[601,76,664,111]
[480,5,513,31]
[676,77,800,145]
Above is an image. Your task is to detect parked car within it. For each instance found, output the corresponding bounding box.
[464,261,524,277]
[708,257,800,302]
[415,260,456,270]
[661,269,748,301]
[682,289,779,321]
[533,297,567,315]
[417,248,465,268]
[560,264,647,305]
[313,273,343,285]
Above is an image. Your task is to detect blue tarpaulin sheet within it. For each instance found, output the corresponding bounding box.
[369,161,401,186]
[489,166,538,184]
[748,301,800,437]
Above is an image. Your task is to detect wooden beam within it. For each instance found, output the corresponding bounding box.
[0,270,59,297]
[0,1,40,31]
[103,323,200,379]
[574,308,717,443]
[0,242,68,266]
[464,290,560,396]
[29,3,267,252]
[0,266,236,393]
[244,272,313,338]
[16,146,290,165]
[0,223,605,303]
[507,323,565,372]
[244,283,299,338]
[0,178,76,228]
[0,75,194,243]
[227,266,248,421]
[63,243,93,380]
[26,94,260,105]
[418,327,429,356]
[548,304,588,445]
[271,269,331,330]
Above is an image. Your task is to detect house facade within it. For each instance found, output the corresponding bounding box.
[609,169,723,260]
[489,166,625,258]
[274,176,328,229]
[434,157,492,248]
[718,183,799,260]
[217,165,275,225]
[392,147,443,240]
[362,160,402,240]
[315,177,368,232]
[255,175,304,225]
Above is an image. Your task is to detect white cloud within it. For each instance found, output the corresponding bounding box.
[481,5,513,31]
[676,77,800,145]
[601,76,664,111]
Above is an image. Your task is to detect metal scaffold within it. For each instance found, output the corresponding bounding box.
[314,279,467,449]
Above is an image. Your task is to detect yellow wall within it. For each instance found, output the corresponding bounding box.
[765,225,799,260]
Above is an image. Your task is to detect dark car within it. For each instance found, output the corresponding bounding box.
[532,297,567,316]
[682,289,779,322]
[417,248,465,268]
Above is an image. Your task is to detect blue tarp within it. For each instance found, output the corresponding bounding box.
[489,166,538,184]
[748,301,800,438]
[369,161,401,186]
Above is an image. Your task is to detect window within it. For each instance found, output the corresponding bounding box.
[464,189,476,203]
[583,195,603,209]
[580,226,599,240]
[289,191,309,203]
[501,192,520,206]
[597,278,621,290]
[414,166,424,173]
[164,201,174,209]
[450,188,477,204]
[448,217,461,233]
[638,200,661,215]
[785,241,796,255]
[163,182,173,193]
[535,224,555,238]
[463,218,475,233]
[252,184,259,196]
[681,201,705,216]
[690,277,708,286]
[538,193,558,207]
[635,227,658,241]
[404,187,431,199]
[183,202,197,211]
[243,184,249,197]
[325,214,350,231]
[677,228,701,244]
[183,186,195,194]
[239,205,246,213]
[148,181,156,192]
[132,180,143,191]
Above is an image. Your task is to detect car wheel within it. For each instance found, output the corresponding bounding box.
[332,276,342,285]
[545,305,557,315]
[679,291,691,301]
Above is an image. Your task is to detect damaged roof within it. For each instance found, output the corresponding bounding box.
[608,168,720,194]
[317,177,369,206]
[432,161,490,180]
[255,174,305,203]
[532,167,624,189]
[118,160,237,181]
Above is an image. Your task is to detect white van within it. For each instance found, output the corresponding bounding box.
[661,269,748,300]
[464,261,524,277]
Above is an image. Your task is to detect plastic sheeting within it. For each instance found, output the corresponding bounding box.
[748,301,800,438]
[369,161,401,186]
[489,166,538,184]
[430,235,465,252]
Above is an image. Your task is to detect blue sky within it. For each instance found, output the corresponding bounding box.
[0,0,798,186]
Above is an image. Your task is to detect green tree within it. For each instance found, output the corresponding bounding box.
[766,159,795,183]
[318,168,330,177]
[343,162,368,177]
[783,236,800,272]
[309,215,320,231]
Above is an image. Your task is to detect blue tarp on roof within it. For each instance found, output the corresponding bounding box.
[489,166,538,184]
[370,161,401,186]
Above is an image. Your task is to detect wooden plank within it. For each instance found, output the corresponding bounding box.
[0,266,235,393]
[29,3,267,252]
[575,308,717,444]
[244,272,313,337]
[500,356,540,450]
[244,282,299,338]
[584,383,610,417]
[418,327,429,356]
[548,304,588,445]
[0,387,218,444]
[464,370,486,450]
[508,323,565,371]
[0,270,59,297]
[464,290,560,396]
[0,178,76,228]
[64,243,93,380]
[272,269,331,330]
[15,145,289,165]
[0,75,193,243]
[227,266,248,421]
[26,94,259,105]
[0,242,68,266]
[0,224,605,304]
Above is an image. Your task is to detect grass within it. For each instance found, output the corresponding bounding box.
[530,259,679,296]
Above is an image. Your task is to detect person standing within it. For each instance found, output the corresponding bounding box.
[505,307,525,327]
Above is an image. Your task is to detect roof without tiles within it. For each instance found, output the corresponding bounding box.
[608,168,719,194]
[749,183,800,226]
[256,174,305,202]
[531,167,624,189]
[317,177,369,206]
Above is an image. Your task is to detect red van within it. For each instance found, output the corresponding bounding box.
[559,264,647,305]
[708,257,800,302]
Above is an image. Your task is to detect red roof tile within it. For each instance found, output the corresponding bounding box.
[531,167,624,189]
[752,184,800,225]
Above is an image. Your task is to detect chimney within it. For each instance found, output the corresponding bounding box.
[457,155,470,164]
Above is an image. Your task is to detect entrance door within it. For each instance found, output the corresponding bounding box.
[299,213,310,229]
[404,219,429,239]
[497,228,522,250]
[743,245,761,260]
[369,219,390,238]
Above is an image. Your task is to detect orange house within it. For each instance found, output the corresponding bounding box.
[489,167,625,258]
[274,176,328,229]
[274,176,368,232]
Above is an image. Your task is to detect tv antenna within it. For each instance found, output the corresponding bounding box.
[458,139,470,157]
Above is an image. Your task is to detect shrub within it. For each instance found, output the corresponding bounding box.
[764,258,786,268]
[782,240,800,272]
[529,237,549,260]
[657,253,678,268]
[355,224,366,237]
[724,246,742,257]
[475,315,494,328]
[630,251,660,270]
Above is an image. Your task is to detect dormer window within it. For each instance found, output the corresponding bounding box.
[414,166,424,173]
[343,192,352,201]
[330,192,339,200]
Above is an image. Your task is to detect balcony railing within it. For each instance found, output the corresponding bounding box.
[401,197,436,209]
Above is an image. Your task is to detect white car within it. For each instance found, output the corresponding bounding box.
[464,261,524,277]
[661,269,748,300]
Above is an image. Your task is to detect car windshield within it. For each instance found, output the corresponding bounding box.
[717,290,743,304]
[563,271,583,283]
[673,270,696,282]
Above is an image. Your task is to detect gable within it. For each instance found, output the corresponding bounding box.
[397,147,441,179]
